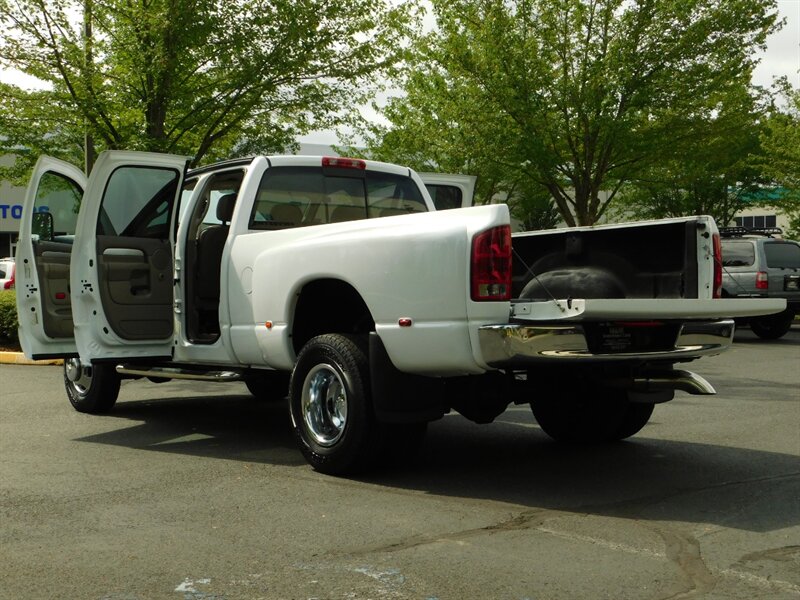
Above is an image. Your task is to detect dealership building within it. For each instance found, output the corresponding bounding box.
[0,160,24,257]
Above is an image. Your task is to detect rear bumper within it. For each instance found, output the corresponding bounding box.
[478,320,735,367]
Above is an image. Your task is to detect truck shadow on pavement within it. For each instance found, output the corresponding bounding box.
[372,409,800,535]
[78,391,306,467]
[76,391,800,535]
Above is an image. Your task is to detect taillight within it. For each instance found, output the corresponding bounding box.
[712,232,722,298]
[322,156,366,170]
[2,280,11,290]
[471,225,512,301]
[756,271,769,290]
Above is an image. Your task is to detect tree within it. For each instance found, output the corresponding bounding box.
[358,0,780,226]
[346,68,561,229]
[759,85,800,238]
[0,0,418,180]
[612,84,770,226]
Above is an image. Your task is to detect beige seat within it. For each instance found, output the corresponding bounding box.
[194,193,236,334]
[330,205,366,223]
[271,203,303,226]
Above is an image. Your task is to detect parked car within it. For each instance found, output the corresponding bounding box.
[0,257,15,290]
[720,227,800,339]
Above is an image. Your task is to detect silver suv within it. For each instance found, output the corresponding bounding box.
[720,228,800,339]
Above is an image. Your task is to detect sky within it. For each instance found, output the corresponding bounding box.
[752,0,800,90]
[1,0,798,147]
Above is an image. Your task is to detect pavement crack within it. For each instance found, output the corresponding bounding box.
[342,508,559,555]
[735,544,800,565]
[647,525,717,600]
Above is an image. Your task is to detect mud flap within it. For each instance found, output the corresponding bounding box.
[368,333,446,424]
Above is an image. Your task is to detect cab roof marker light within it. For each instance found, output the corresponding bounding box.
[322,157,366,170]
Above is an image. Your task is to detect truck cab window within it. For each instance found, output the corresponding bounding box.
[425,184,462,210]
[34,172,82,240]
[250,167,427,230]
[366,173,427,217]
[96,166,179,239]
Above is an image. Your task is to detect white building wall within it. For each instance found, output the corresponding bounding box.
[0,155,25,257]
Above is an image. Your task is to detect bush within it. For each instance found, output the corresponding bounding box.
[0,290,19,344]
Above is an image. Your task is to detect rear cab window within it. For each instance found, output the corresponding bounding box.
[248,166,427,230]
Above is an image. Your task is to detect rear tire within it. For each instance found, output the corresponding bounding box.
[64,359,121,414]
[750,309,794,340]
[289,334,384,475]
[531,388,653,443]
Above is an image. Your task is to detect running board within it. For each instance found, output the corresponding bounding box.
[116,364,243,382]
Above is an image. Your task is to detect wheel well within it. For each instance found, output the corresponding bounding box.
[292,279,375,354]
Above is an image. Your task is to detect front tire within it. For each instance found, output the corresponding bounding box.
[531,388,653,443]
[64,359,121,414]
[289,334,383,475]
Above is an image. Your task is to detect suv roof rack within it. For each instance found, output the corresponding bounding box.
[719,226,782,238]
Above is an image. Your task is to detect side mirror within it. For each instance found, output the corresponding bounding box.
[32,211,54,242]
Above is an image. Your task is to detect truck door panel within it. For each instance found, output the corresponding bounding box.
[96,236,173,340]
[34,241,74,338]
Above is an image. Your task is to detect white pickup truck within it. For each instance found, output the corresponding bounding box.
[16,151,784,474]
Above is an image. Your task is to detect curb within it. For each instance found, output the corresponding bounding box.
[0,351,62,366]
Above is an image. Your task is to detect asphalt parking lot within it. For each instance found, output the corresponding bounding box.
[1,326,798,600]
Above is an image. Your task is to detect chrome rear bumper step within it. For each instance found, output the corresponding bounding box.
[478,319,735,366]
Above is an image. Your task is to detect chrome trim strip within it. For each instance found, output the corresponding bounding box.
[478,320,735,366]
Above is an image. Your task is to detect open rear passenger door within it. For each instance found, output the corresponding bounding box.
[71,151,188,361]
[418,173,477,210]
[16,157,87,359]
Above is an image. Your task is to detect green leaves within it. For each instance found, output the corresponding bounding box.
[0,0,419,180]
[759,85,800,238]
[359,0,780,227]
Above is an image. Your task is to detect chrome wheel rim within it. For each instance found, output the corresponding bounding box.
[65,358,93,396]
[301,364,348,447]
